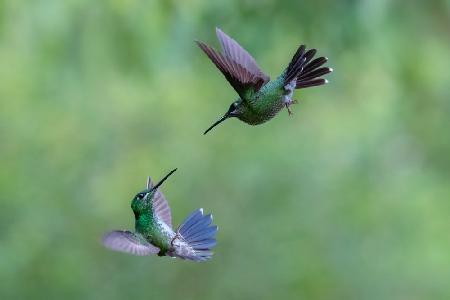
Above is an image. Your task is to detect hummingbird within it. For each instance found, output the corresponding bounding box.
[197,28,333,134]
[102,169,218,262]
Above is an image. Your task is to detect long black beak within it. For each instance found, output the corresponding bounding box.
[204,112,230,135]
[151,168,177,191]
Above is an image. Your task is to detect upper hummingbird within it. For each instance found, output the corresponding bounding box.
[102,169,218,262]
[197,28,333,134]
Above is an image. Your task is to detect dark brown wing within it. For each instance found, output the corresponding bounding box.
[215,28,269,85]
[196,28,269,98]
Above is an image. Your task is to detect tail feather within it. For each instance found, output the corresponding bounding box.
[188,225,218,242]
[298,67,331,82]
[190,238,216,249]
[176,208,218,261]
[284,45,306,85]
[183,213,212,236]
[297,78,327,88]
[300,56,327,75]
[302,49,317,65]
[284,45,332,89]
[179,209,202,231]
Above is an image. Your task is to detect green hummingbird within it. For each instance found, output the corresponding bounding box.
[197,28,333,134]
[102,169,218,262]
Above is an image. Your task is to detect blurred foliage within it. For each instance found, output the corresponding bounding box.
[1,0,450,299]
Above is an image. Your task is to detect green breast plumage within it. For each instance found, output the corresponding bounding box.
[134,208,175,254]
[238,79,286,125]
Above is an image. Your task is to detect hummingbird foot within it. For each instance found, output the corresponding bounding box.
[285,103,293,115]
[285,99,298,115]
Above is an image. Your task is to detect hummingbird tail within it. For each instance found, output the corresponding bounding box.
[295,53,332,89]
[176,208,218,262]
[284,45,332,88]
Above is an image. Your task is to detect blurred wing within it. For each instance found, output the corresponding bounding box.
[196,28,269,98]
[147,177,172,227]
[102,230,160,256]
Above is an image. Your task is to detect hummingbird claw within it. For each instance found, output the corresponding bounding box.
[285,98,298,115]
[285,103,293,115]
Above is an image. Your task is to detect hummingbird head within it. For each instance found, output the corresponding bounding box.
[204,99,244,135]
[131,169,177,214]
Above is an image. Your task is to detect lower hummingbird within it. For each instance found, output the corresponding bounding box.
[102,169,218,262]
[198,28,333,134]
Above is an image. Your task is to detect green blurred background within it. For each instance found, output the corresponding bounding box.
[1,0,449,299]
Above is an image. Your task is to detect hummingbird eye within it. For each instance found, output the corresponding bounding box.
[229,102,238,112]
[136,193,145,200]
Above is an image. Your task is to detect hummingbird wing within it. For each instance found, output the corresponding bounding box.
[196,28,269,99]
[215,28,270,86]
[147,177,172,228]
[102,230,160,256]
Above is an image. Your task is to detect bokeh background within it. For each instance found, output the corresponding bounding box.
[1,0,449,299]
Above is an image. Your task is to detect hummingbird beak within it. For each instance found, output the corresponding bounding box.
[203,112,230,135]
[151,168,177,191]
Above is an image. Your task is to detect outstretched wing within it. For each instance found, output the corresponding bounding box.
[215,28,270,86]
[147,177,172,228]
[102,230,160,256]
[196,28,269,99]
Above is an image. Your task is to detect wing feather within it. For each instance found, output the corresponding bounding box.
[196,28,269,98]
[216,28,269,83]
[102,231,160,256]
[147,177,172,227]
